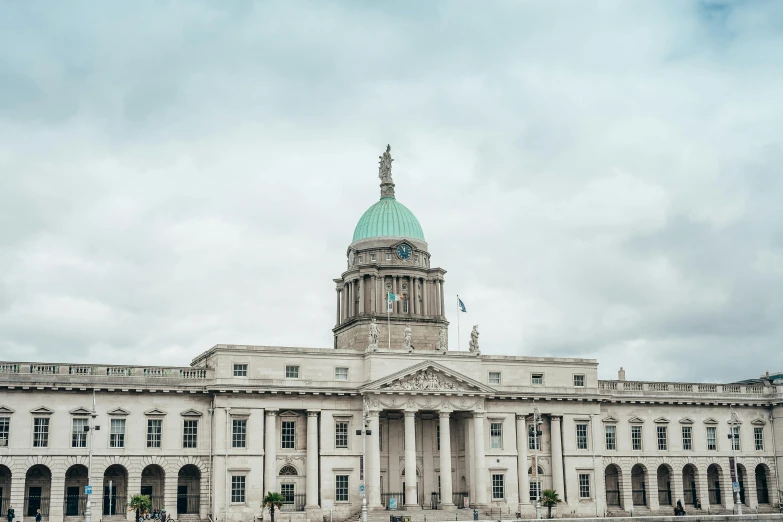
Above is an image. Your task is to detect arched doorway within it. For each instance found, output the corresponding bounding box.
[177,465,200,515]
[141,465,165,511]
[0,465,12,515]
[737,464,747,506]
[604,465,623,509]
[631,464,648,507]
[528,466,547,505]
[656,465,673,506]
[682,464,698,507]
[25,465,52,517]
[755,464,770,504]
[706,464,724,507]
[64,465,89,517]
[103,465,128,517]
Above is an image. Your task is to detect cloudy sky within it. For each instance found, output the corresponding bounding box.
[1,1,781,383]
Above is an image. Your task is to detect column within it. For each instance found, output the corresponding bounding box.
[464,416,473,501]
[367,411,382,509]
[264,410,278,495]
[394,277,399,314]
[336,288,341,325]
[412,278,418,315]
[746,465,758,510]
[671,467,684,512]
[423,279,429,316]
[358,276,365,315]
[126,473,142,520]
[516,415,530,511]
[305,411,320,509]
[473,413,488,506]
[370,276,377,314]
[403,411,419,509]
[407,277,413,316]
[163,466,178,520]
[620,465,633,512]
[438,279,445,317]
[342,285,348,322]
[49,472,65,522]
[550,416,565,500]
[439,412,455,510]
[697,468,709,512]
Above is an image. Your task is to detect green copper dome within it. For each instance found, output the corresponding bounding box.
[352,197,425,242]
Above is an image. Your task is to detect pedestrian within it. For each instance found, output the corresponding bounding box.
[6,506,14,522]
[674,500,685,516]
[35,509,42,522]
[161,509,167,522]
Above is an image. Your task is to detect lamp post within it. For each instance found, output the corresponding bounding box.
[728,407,742,515]
[357,398,371,522]
[85,392,101,522]
[529,404,542,520]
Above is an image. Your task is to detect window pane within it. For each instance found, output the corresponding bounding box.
[731,426,740,450]
[528,424,540,451]
[490,423,503,449]
[605,425,616,450]
[657,426,668,451]
[573,375,585,387]
[233,419,247,448]
[682,426,692,450]
[576,424,588,450]
[335,422,348,449]
[110,419,126,448]
[631,425,642,450]
[436,424,440,451]
[286,366,300,379]
[282,421,296,449]
[579,474,591,498]
[72,418,88,448]
[707,427,717,450]
[489,372,501,385]
[335,367,349,381]
[754,427,764,451]
[531,374,543,385]
[231,476,246,503]
[529,480,541,502]
[491,474,504,500]
[147,419,162,448]
[280,483,295,504]
[233,364,247,377]
[336,475,349,502]
[0,417,9,447]
[33,417,49,447]
[183,420,198,448]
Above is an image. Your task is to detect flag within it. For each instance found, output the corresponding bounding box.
[387,292,403,302]
[387,292,403,313]
[458,297,467,313]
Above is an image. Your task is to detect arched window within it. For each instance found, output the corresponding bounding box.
[279,465,298,476]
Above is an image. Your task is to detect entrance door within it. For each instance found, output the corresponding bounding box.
[27,487,42,517]
[177,486,188,514]
[66,486,80,516]
[104,486,117,515]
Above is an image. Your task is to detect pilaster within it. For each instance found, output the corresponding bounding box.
[264,410,278,495]
[305,411,320,510]
[550,416,565,501]
[403,411,419,509]
[516,414,530,512]
[472,412,487,507]
[438,412,455,510]
[367,410,382,510]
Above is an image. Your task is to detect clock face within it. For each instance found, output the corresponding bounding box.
[396,243,412,260]
[348,251,355,265]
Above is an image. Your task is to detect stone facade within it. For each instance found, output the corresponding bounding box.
[1,149,781,522]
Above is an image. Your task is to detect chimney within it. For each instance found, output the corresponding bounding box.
[618,367,626,381]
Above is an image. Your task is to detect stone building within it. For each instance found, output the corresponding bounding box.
[0,147,782,522]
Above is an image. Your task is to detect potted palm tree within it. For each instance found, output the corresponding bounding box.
[263,492,285,522]
[128,494,152,522]
[541,489,561,519]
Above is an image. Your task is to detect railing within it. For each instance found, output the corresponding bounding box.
[180,369,207,379]
[698,384,717,393]
[0,364,20,374]
[599,381,618,390]
[381,492,403,510]
[709,487,722,505]
[452,491,468,508]
[724,385,742,393]
[30,364,58,375]
[748,385,764,394]
[69,366,97,375]
[648,383,669,392]
[673,384,692,392]
[176,494,200,515]
[658,488,672,506]
[64,495,88,516]
[25,495,50,517]
[107,367,136,377]
[625,382,644,391]
[280,493,306,512]
[599,380,774,397]
[606,489,621,506]
[143,368,173,378]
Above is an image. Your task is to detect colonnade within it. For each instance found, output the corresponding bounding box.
[336,275,446,325]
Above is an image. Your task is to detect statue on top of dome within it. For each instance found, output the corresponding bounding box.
[378,144,395,188]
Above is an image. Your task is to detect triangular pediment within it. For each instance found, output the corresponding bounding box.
[180,408,203,417]
[144,408,167,416]
[107,407,130,416]
[279,411,300,417]
[70,407,93,416]
[361,361,495,394]
[679,417,694,425]
[628,416,645,424]
[602,416,619,423]
[703,417,719,425]
[654,417,670,424]
[30,406,54,415]
[0,406,16,414]
[750,418,766,426]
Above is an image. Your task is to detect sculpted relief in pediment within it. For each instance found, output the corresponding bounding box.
[382,369,469,392]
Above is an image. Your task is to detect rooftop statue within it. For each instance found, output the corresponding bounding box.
[468,324,480,353]
[378,144,394,184]
[368,317,380,350]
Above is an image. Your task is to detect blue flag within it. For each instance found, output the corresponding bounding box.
[458,297,467,313]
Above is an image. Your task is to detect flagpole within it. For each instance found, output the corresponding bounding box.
[457,294,460,351]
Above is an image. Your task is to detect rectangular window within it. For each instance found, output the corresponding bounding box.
[379,423,383,451]
[358,256,363,263]
[576,423,588,450]
[657,425,668,450]
[531,373,543,385]
[72,418,88,448]
[147,419,162,448]
[491,474,505,500]
[183,420,198,448]
[280,483,295,505]
[233,364,247,377]
[706,426,717,450]
[33,417,49,447]
[682,426,692,450]
[371,254,376,262]
[285,365,300,379]
[335,422,348,449]
[605,425,616,450]
[578,473,591,499]
[0,417,8,447]
[529,480,541,502]
[528,424,540,451]
[282,421,296,449]
[490,422,503,449]
[573,375,585,387]
[232,419,247,448]
[436,424,440,451]
[231,476,246,503]
[385,253,391,261]
[335,475,349,502]
[335,367,349,381]
[110,419,126,448]
[631,425,642,450]
[731,426,740,451]
[488,372,501,385]
[754,427,764,451]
